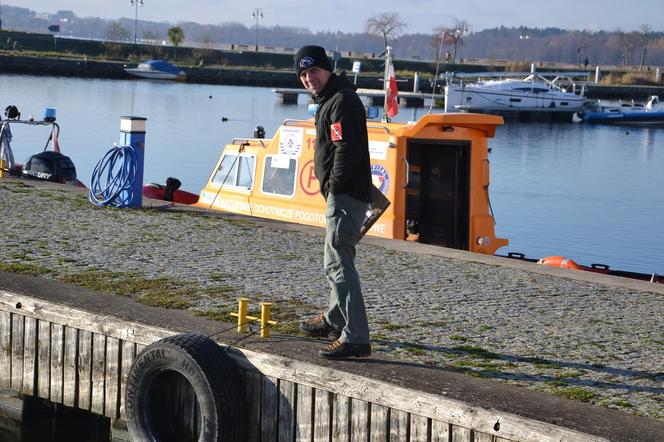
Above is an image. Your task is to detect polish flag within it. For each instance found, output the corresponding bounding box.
[53,133,61,153]
[385,52,398,118]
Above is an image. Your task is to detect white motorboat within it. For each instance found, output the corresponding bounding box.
[444,65,587,119]
[576,95,664,125]
[124,59,186,81]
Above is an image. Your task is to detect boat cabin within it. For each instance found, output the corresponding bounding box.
[195,113,509,255]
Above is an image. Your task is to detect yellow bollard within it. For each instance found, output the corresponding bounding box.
[230,298,278,337]
[0,158,6,178]
[236,298,249,333]
[260,302,272,338]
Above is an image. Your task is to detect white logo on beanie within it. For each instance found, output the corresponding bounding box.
[299,57,315,69]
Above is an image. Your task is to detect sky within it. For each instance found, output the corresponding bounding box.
[6,0,664,34]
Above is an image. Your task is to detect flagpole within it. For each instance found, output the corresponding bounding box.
[383,46,392,122]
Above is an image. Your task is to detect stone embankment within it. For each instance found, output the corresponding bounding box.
[2,53,664,99]
[1,178,663,423]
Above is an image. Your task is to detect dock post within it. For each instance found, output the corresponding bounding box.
[260,302,272,337]
[413,72,420,92]
[119,116,146,208]
[0,159,6,178]
[656,68,661,83]
[595,66,601,84]
[237,298,249,333]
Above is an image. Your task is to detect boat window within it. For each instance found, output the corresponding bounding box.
[237,157,254,188]
[262,155,297,197]
[211,153,255,190]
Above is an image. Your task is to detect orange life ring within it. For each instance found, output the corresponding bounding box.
[537,255,581,270]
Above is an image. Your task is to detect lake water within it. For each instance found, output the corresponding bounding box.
[1,74,663,276]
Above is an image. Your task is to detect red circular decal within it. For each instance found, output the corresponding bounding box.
[299,160,320,196]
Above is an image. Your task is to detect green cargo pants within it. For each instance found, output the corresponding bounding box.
[323,193,370,345]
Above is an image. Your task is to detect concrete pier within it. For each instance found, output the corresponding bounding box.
[1,178,663,440]
[273,87,443,107]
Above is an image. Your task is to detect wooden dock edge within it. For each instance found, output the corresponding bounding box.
[0,289,611,442]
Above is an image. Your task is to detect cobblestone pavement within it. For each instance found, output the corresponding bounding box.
[1,180,663,421]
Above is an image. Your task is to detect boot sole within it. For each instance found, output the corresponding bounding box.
[318,351,371,360]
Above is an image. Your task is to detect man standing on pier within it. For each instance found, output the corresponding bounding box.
[294,45,373,360]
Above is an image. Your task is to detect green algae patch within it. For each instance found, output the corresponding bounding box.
[59,269,198,309]
[550,386,597,402]
[195,308,234,323]
[452,345,501,360]
[0,262,53,276]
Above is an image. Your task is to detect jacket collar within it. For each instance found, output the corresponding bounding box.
[314,71,355,103]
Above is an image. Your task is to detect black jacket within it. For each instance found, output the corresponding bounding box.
[313,72,372,202]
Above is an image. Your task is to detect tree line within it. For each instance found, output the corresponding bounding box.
[3,5,663,68]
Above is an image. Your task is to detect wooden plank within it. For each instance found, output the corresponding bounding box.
[261,376,279,441]
[10,314,24,391]
[230,348,610,442]
[78,330,93,411]
[332,394,351,442]
[22,317,37,396]
[389,409,409,442]
[350,398,369,442]
[37,320,51,399]
[244,371,263,442]
[90,333,106,415]
[370,403,389,441]
[410,414,429,442]
[278,379,295,442]
[62,327,78,407]
[104,337,120,418]
[451,425,472,442]
[295,383,313,442]
[0,291,171,346]
[50,323,64,404]
[313,389,332,442]
[474,431,496,442]
[0,311,11,389]
[430,421,450,442]
[118,340,136,420]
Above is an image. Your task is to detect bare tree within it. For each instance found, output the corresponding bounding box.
[437,19,470,63]
[365,12,406,48]
[105,21,130,42]
[430,26,445,65]
[638,24,653,71]
[618,31,638,67]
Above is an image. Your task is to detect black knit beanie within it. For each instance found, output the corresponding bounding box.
[294,45,333,77]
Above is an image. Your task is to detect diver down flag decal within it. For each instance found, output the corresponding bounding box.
[331,122,343,141]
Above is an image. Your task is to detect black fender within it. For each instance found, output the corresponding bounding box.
[125,333,246,442]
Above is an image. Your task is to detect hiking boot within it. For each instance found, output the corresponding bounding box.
[299,313,341,339]
[318,340,371,360]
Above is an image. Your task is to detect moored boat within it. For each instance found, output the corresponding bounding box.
[124,59,186,81]
[444,65,587,120]
[194,113,509,256]
[0,106,85,187]
[143,177,199,204]
[576,95,664,125]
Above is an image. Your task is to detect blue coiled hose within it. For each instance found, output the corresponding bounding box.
[89,144,137,207]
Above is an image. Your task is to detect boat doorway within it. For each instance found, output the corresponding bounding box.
[405,140,470,250]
